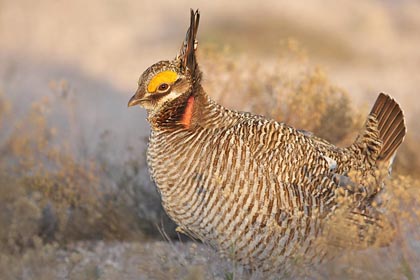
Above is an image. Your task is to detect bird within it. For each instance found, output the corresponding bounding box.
[128,9,406,272]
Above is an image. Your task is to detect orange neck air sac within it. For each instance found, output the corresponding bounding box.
[180,96,195,129]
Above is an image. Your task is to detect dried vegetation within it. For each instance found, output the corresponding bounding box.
[0,40,419,280]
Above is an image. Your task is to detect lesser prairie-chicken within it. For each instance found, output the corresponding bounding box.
[128,10,406,272]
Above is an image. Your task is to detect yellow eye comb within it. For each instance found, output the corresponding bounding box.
[147,71,178,92]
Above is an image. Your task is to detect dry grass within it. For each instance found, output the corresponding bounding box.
[1,1,420,278]
[0,90,173,255]
[0,44,419,279]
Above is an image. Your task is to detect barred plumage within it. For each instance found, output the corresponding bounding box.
[128,10,406,271]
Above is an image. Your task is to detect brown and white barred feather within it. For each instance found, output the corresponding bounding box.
[147,91,405,271]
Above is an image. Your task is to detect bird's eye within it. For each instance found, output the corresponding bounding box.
[157,83,169,92]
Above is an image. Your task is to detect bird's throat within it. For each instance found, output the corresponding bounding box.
[180,95,195,129]
[149,93,200,131]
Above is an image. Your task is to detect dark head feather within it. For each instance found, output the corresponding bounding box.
[177,9,200,75]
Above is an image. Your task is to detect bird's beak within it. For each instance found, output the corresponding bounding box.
[128,94,142,107]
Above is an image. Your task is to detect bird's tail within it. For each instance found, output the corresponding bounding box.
[352,93,406,170]
[370,93,406,164]
[330,93,406,250]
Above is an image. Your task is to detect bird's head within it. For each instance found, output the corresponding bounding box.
[128,10,201,122]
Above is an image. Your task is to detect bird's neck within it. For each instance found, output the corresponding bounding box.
[179,95,195,129]
[148,87,241,133]
[148,86,210,132]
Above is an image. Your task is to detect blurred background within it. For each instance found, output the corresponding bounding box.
[0,0,419,279]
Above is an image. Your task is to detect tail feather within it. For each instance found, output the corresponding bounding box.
[369,93,406,163]
[335,93,405,250]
